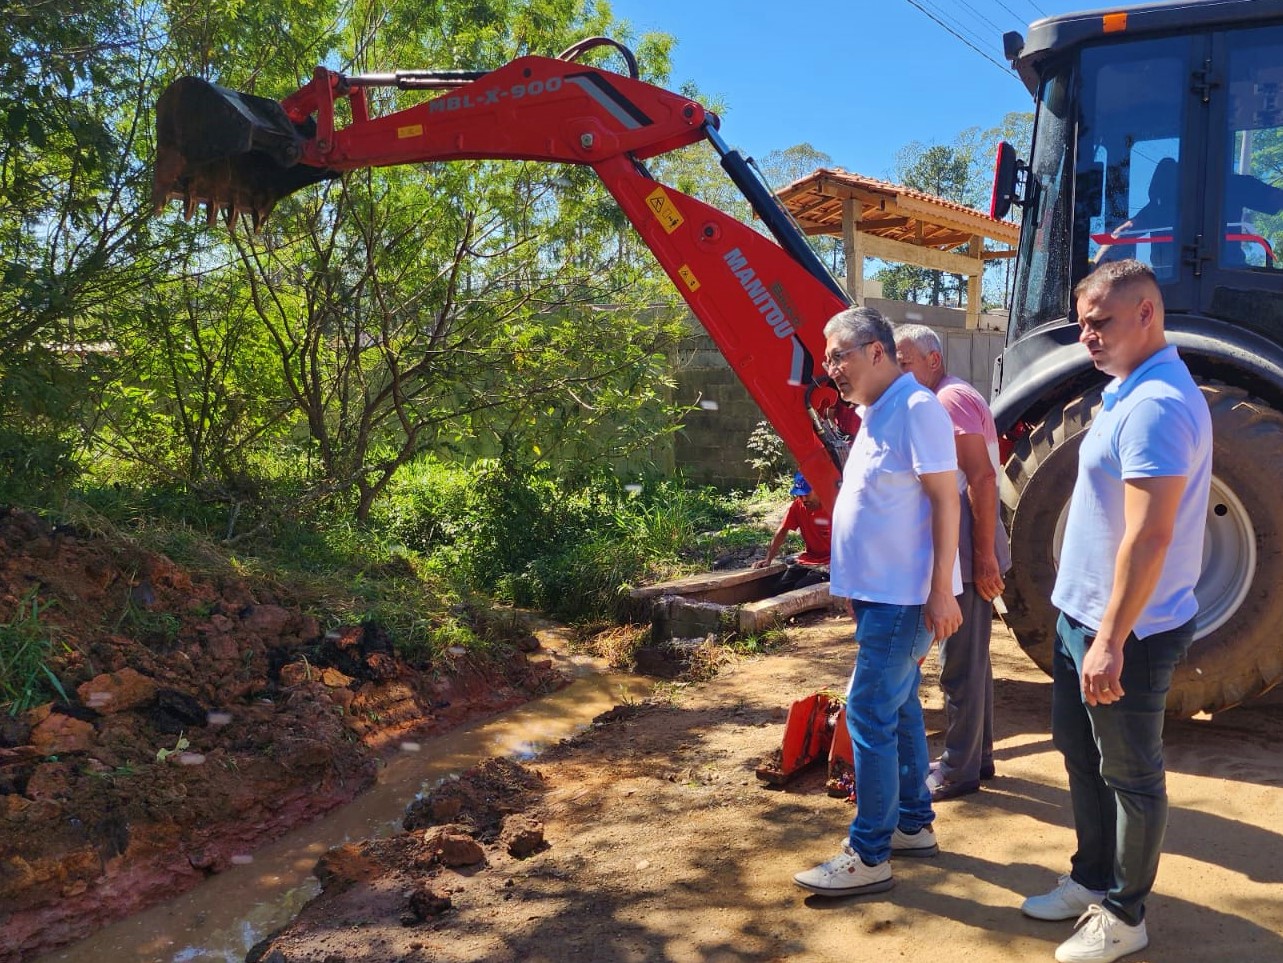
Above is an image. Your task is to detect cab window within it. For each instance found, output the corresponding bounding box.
[1075,39,1189,283]
[1219,25,1283,272]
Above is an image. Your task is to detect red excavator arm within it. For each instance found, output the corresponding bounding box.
[152,40,853,508]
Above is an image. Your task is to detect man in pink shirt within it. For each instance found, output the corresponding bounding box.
[896,324,1011,801]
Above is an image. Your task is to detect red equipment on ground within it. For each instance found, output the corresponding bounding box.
[752,693,854,791]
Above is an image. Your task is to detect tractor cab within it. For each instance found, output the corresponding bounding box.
[989,1,1283,714]
[995,0,1283,395]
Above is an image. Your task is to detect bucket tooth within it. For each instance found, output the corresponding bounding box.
[249,200,275,233]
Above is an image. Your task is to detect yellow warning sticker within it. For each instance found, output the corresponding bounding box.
[397,124,424,139]
[677,264,700,292]
[646,186,685,234]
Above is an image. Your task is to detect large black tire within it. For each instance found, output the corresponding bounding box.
[1000,381,1283,715]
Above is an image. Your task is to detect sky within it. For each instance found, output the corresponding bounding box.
[606,0,1103,182]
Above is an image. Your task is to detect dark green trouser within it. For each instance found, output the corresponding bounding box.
[1052,612,1194,925]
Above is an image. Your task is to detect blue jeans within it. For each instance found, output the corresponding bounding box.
[1053,612,1194,925]
[845,600,936,864]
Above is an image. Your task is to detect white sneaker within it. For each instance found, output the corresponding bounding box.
[793,843,894,897]
[1055,904,1149,963]
[1022,873,1107,920]
[890,823,939,857]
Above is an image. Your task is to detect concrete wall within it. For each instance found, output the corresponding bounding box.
[671,302,1009,489]
[869,298,1008,400]
[671,332,767,488]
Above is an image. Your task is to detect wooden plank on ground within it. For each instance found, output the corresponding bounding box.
[629,564,784,602]
[737,582,833,634]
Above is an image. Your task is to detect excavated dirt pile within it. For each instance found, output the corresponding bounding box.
[245,757,553,961]
[0,508,561,962]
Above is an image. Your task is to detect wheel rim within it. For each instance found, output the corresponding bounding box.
[1046,473,1254,642]
[1195,474,1256,639]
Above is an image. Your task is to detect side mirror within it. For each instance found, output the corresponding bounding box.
[990,141,1029,220]
[1002,31,1025,63]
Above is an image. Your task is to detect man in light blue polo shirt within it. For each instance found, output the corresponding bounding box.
[793,306,962,898]
[1021,260,1211,963]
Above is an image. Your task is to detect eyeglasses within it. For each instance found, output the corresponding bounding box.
[822,341,877,372]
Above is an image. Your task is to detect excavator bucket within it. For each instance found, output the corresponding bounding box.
[151,77,337,229]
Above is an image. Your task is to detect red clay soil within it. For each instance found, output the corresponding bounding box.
[243,619,1283,963]
[0,508,563,963]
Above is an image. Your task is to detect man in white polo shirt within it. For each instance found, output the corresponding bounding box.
[1021,260,1211,963]
[793,306,962,898]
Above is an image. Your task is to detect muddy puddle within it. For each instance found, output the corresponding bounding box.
[37,648,651,963]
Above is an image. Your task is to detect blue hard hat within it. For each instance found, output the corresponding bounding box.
[790,472,811,497]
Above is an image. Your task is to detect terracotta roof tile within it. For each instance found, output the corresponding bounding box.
[775,168,1020,250]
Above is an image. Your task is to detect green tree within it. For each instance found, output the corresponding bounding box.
[760,142,833,187]
[121,0,697,522]
[758,143,844,274]
[874,112,1033,310]
[0,0,161,498]
[0,0,831,526]
[880,143,973,307]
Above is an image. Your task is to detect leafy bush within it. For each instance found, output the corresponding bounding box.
[374,458,477,556]
[377,457,747,623]
[495,477,738,620]
[5,455,775,691]
[745,419,792,484]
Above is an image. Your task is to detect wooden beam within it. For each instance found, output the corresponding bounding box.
[739,582,834,634]
[859,233,983,276]
[843,197,864,304]
[889,194,1021,245]
[629,564,783,601]
[791,196,835,220]
[860,215,911,231]
[919,224,971,247]
[965,235,983,329]
[775,173,1021,247]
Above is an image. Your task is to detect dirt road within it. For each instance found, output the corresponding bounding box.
[252,614,1283,962]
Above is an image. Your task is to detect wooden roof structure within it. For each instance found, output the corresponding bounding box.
[775,168,1021,328]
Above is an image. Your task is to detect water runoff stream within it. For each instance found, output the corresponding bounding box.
[37,639,651,963]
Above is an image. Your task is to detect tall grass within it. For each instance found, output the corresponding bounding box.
[376,460,753,621]
[0,590,70,715]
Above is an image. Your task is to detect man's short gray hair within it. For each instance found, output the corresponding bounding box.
[823,306,896,357]
[894,323,943,357]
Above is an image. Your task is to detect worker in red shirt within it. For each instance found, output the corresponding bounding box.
[754,472,832,591]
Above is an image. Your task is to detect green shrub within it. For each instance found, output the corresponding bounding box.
[374,458,476,555]
[41,455,776,669]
